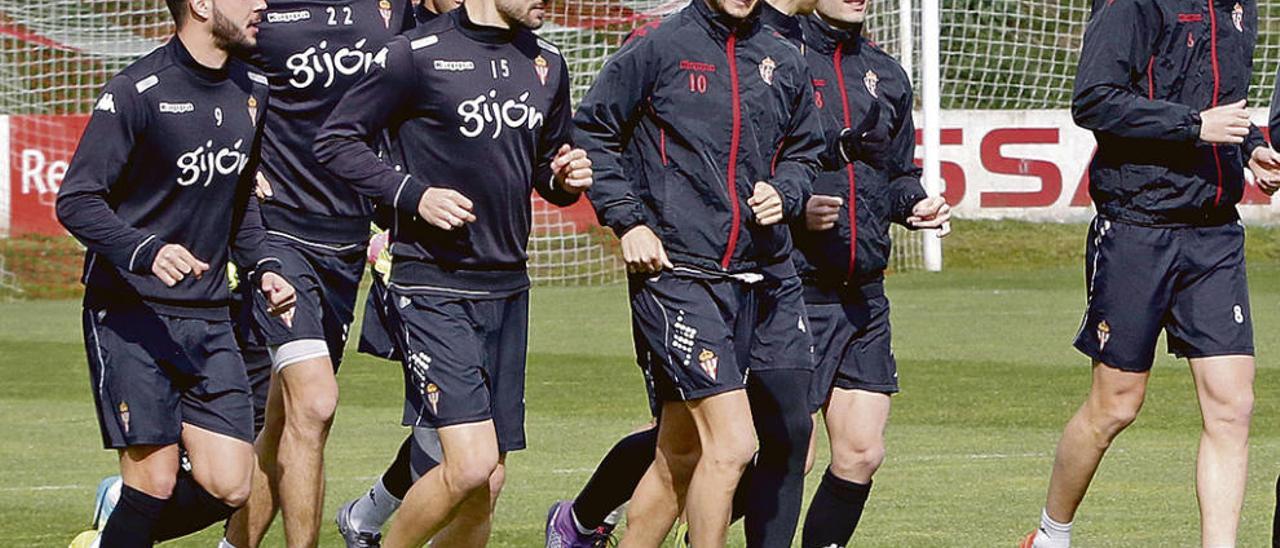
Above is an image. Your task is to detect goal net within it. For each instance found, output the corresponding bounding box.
[6,1,1280,292]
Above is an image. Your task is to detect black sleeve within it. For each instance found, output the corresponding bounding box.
[314,37,426,218]
[1071,0,1201,142]
[768,62,822,222]
[533,60,579,206]
[886,81,928,226]
[231,94,283,282]
[55,76,165,274]
[573,34,659,237]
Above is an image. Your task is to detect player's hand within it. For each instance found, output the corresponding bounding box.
[552,144,593,194]
[259,272,296,328]
[152,244,209,287]
[1249,146,1280,195]
[805,195,843,231]
[254,172,274,200]
[417,188,476,230]
[620,225,673,274]
[749,182,784,226]
[1199,100,1250,144]
[907,196,952,237]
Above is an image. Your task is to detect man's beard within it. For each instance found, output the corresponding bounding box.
[211,7,254,55]
[496,0,543,30]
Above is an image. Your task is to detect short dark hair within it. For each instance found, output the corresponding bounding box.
[166,0,188,27]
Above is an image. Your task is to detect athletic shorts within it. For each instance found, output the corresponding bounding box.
[1073,217,1254,372]
[83,306,255,449]
[358,275,402,361]
[395,289,529,453]
[807,289,898,413]
[629,270,813,403]
[251,233,366,369]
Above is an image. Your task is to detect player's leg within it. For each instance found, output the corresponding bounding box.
[274,354,340,545]
[1028,218,1175,548]
[225,371,285,547]
[1188,355,1254,546]
[742,276,814,547]
[382,420,501,547]
[802,389,888,548]
[155,424,254,541]
[620,402,700,548]
[547,422,658,547]
[433,455,506,547]
[337,434,415,538]
[684,390,757,547]
[102,445,181,546]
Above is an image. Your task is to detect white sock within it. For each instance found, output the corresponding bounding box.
[218,539,238,548]
[1033,508,1072,548]
[349,479,402,533]
[570,507,594,536]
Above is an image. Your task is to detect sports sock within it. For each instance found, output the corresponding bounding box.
[349,478,403,533]
[152,475,238,541]
[801,469,871,548]
[571,427,659,529]
[100,484,166,547]
[382,434,415,499]
[743,369,814,548]
[1031,508,1072,548]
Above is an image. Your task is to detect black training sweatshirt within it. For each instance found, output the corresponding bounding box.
[248,0,412,245]
[1073,0,1264,227]
[56,37,279,319]
[315,6,577,297]
[575,0,824,276]
[792,16,926,297]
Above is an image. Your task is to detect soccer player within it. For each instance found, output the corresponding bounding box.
[574,0,824,543]
[1023,1,1280,546]
[314,0,593,542]
[55,0,297,546]
[791,0,949,545]
[215,1,412,547]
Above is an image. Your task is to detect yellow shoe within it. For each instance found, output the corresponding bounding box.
[68,530,99,548]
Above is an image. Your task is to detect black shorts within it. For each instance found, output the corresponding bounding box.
[358,275,402,361]
[1073,217,1254,372]
[84,306,255,449]
[395,289,529,453]
[230,285,272,434]
[251,233,366,369]
[629,271,813,403]
[807,290,898,413]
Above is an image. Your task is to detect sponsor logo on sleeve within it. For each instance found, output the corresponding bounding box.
[159,102,196,114]
[95,93,116,114]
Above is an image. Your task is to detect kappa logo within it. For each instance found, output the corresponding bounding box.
[433,59,476,72]
[759,56,776,86]
[1233,3,1244,32]
[267,9,311,23]
[534,55,550,86]
[118,402,131,434]
[159,102,195,114]
[864,70,879,97]
[698,349,719,379]
[797,316,807,333]
[1096,320,1111,352]
[95,93,116,114]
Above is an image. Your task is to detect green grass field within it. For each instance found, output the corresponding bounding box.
[3,221,1280,546]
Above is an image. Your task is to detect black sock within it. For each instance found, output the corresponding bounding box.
[742,369,814,548]
[572,427,659,529]
[1273,473,1280,548]
[152,475,238,541]
[100,484,166,547]
[382,435,416,499]
[801,469,872,548]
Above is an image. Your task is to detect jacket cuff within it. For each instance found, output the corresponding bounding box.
[248,256,285,286]
[1185,111,1203,142]
[602,204,647,238]
[127,235,163,274]
[392,174,429,218]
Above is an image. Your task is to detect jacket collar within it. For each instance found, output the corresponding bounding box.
[169,35,230,84]
[800,13,862,55]
[689,0,762,43]
[452,4,518,44]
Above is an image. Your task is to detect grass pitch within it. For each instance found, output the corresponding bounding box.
[3,221,1280,546]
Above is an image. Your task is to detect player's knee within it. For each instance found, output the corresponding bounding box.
[488,462,507,497]
[704,432,756,473]
[830,439,885,479]
[132,471,177,500]
[656,441,700,481]
[203,472,252,508]
[287,386,339,430]
[444,454,499,494]
[1204,391,1254,432]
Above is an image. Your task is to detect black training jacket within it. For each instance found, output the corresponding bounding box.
[791,16,926,295]
[1073,0,1264,227]
[56,37,280,319]
[574,0,824,275]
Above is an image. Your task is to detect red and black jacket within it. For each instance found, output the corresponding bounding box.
[1073,0,1264,227]
[574,0,824,275]
[791,16,926,297]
